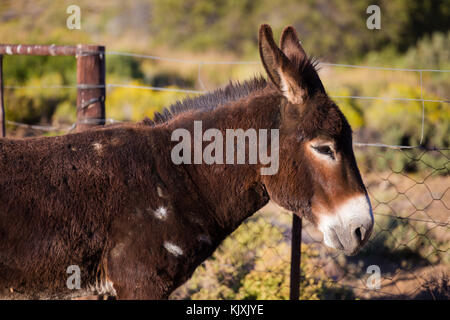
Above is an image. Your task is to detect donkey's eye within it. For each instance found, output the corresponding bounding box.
[312,145,335,160]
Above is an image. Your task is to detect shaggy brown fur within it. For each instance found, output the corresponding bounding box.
[0,25,367,299]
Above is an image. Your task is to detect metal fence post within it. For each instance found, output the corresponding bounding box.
[290,214,302,300]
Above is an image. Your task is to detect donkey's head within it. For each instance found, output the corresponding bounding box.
[259,25,373,255]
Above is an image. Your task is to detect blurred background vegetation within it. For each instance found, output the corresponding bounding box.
[0,0,448,299]
[1,0,448,155]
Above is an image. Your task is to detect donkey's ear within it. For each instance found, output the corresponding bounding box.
[280,26,307,62]
[259,24,305,104]
[258,24,285,88]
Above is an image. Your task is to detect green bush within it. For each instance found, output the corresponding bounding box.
[106,55,145,81]
[106,80,193,121]
[403,32,450,71]
[4,72,75,124]
[3,55,76,85]
[365,83,449,146]
[172,215,354,300]
[360,83,449,174]
[2,55,76,131]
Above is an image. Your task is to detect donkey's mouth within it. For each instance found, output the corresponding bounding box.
[322,226,368,256]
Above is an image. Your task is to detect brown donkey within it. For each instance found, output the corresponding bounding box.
[0,25,373,299]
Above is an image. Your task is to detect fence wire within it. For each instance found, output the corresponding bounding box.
[2,50,449,300]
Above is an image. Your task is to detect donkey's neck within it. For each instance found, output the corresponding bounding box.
[165,91,281,238]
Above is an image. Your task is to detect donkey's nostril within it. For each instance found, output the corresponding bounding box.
[354,226,366,244]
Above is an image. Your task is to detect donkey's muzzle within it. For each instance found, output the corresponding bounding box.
[318,194,374,256]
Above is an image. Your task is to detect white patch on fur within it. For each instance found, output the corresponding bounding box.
[92,142,103,152]
[317,194,373,249]
[154,206,168,220]
[164,241,183,257]
[157,186,165,198]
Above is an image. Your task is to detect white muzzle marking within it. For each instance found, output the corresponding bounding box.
[317,194,373,254]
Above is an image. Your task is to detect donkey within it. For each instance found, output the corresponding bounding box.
[0,25,373,299]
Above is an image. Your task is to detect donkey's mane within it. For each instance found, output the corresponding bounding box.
[143,76,268,126]
[142,56,320,127]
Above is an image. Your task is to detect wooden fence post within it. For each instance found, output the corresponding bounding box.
[290,214,302,300]
[76,44,105,131]
[0,55,5,138]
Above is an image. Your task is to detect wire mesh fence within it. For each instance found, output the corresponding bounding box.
[1,48,449,300]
